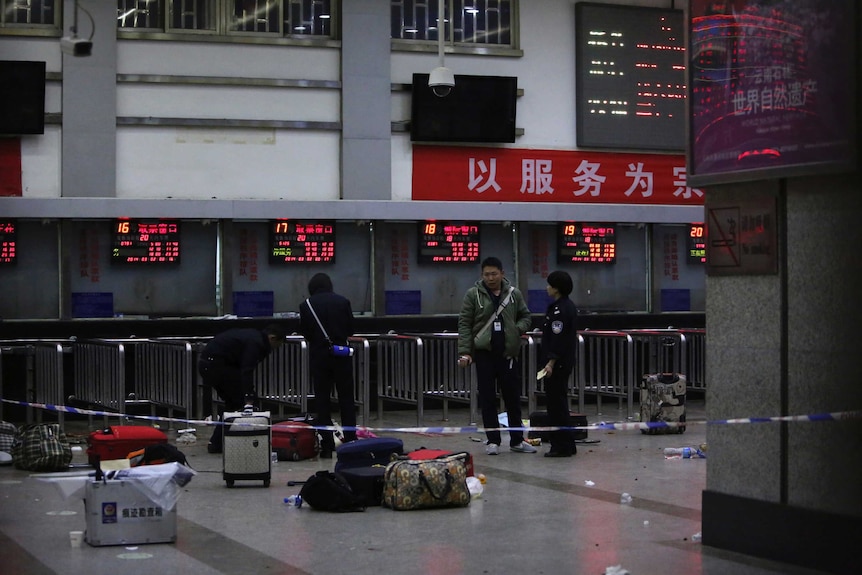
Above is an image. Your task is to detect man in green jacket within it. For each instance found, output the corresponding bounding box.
[458,256,537,455]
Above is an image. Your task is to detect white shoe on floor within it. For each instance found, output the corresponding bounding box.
[485,443,499,455]
[510,441,537,453]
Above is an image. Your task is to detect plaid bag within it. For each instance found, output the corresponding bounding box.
[0,421,17,454]
[12,423,73,472]
[382,452,471,510]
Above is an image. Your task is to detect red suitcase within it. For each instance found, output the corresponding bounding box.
[272,421,319,461]
[407,448,474,477]
[86,426,168,465]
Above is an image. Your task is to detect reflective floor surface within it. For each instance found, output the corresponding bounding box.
[0,398,831,575]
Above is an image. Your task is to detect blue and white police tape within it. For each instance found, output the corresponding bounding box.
[1,398,860,435]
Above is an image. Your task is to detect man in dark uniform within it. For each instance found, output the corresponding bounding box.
[540,270,578,457]
[198,324,286,453]
[299,273,357,458]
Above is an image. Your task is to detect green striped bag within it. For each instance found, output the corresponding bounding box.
[12,423,73,472]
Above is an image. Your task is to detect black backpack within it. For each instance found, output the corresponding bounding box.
[299,470,366,512]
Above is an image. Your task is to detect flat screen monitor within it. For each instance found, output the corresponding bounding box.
[575,3,686,151]
[411,73,517,143]
[0,61,46,135]
[687,0,857,185]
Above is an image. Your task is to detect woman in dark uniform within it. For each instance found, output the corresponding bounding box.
[540,270,578,457]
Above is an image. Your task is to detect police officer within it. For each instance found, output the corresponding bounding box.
[540,270,578,457]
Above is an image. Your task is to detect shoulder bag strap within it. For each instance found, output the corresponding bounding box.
[474,287,514,341]
[305,299,332,344]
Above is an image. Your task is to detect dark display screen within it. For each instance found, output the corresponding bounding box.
[111,219,180,264]
[575,3,685,151]
[269,220,335,263]
[411,74,517,143]
[688,0,857,185]
[418,221,480,263]
[0,220,16,264]
[558,223,616,263]
[688,223,706,263]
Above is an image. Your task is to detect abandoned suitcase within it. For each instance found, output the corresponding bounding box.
[340,466,386,506]
[407,448,475,477]
[527,411,589,442]
[86,425,168,465]
[639,373,686,434]
[83,478,177,546]
[334,437,404,472]
[272,421,319,461]
[223,410,271,487]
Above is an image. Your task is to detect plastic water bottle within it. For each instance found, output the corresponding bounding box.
[664,447,705,459]
[283,495,303,508]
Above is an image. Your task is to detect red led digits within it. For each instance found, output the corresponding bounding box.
[111,219,180,264]
[557,222,617,264]
[418,221,480,264]
[269,220,336,263]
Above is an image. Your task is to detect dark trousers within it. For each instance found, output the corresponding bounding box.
[310,353,357,451]
[198,357,247,449]
[545,367,576,454]
[475,351,524,447]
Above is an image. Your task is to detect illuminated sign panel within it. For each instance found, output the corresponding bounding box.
[418,221,480,263]
[111,219,180,264]
[269,220,335,263]
[688,223,706,263]
[0,220,16,264]
[575,3,686,151]
[558,223,616,263]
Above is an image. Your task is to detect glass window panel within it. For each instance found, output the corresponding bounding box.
[231,0,279,33]
[117,0,162,30]
[3,0,56,25]
[392,0,512,46]
[169,0,215,31]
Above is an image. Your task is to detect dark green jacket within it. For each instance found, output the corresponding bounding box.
[458,277,532,359]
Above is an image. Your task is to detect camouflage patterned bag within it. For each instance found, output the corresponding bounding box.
[382,452,471,510]
[12,423,73,472]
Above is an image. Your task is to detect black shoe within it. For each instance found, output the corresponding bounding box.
[544,450,573,458]
[207,443,222,454]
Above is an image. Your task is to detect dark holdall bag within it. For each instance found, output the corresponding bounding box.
[12,423,73,472]
[298,470,367,512]
[334,437,404,472]
[382,452,471,511]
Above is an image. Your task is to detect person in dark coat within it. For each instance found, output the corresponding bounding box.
[299,272,357,458]
[540,270,579,457]
[198,324,286,453]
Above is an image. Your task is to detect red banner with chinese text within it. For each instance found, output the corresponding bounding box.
[412,145,703,205]
[0,138,22,197]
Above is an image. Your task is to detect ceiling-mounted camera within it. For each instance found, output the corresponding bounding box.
[428,66,455,98]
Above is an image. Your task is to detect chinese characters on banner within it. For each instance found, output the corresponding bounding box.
[412,146,703,205]
[79,228,100,283]
[238,228,259,281]
[390,228,409,281]
[663,232,679,281]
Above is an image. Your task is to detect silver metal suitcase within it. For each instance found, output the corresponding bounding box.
[223,410,271,487]
[84,479,177,546]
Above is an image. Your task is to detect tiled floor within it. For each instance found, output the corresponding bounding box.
[0,398,830,575]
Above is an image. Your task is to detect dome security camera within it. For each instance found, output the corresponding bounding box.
[428,66,455,98]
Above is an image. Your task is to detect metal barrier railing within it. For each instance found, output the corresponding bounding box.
[680,328,706,390]
[622,329,687,381]
[376,334,425,424]
[256,335,309,417]
[130,339,194,429]
[410,333,477,425]
[72,339,132,428]
[2,340,73,429]
[348,336,371,425]
[579,330,636,418]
